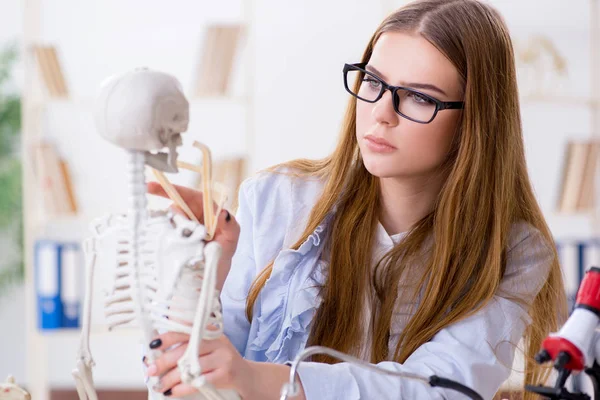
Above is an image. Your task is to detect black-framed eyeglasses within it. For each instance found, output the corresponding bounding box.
[343,63,464,124]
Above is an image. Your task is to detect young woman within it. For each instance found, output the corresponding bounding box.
[145,0,567,398]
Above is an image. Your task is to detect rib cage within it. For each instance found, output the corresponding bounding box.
[92,210,223,338]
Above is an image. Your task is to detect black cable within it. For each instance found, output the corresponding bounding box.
[282,346,485,400]
[429,375,483,400]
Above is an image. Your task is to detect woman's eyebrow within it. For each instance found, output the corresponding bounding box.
[366,64,448,96]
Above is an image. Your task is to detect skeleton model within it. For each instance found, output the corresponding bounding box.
[71,68,239,400]
[0,375,31,400]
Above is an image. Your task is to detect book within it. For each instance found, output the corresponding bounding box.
[32,45,68,97]
[196,26,218,96]
[577,141,600,211]
[33,46,58,96]
[194,25,244,97]
[557,141,590,213]
[60,159,78,213]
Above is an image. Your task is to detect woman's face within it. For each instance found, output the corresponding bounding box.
[355,32,463,179]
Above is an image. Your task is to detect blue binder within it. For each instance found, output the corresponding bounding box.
[60,243,81,328]
[35,240,62,330]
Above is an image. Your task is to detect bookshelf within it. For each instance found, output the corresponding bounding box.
[21,1,256,399]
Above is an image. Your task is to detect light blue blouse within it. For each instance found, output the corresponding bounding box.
[220,169,552,400]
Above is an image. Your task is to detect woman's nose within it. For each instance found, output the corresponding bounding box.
[371,90,399,127]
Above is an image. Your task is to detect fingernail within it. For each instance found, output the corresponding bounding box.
[147,364,158,376]
[149,339,162,349]
[163,389,172,396]
[225,210,231,222]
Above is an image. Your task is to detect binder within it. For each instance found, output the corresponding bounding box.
[35,240,62,330]
[60,243,81,328]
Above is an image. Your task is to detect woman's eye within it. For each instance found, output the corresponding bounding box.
[409,92,432,105]
[363,78,381,90]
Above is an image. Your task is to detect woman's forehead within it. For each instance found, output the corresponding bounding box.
[369,32,461,96]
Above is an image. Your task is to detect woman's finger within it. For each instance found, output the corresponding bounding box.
[148,332,190,351]
[196,350,223,373]
[201,368,232,389]
[213,209,240,245]
[163,382,198,398]
[154,366,183,394]
[198,337,223,357]
[155,342,227,394]
[147,343,188,377]
[147,181,206,220]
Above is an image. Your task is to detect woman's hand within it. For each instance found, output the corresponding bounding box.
[147,181,241,290]
[145,331,306,400]
[145,331,254,398]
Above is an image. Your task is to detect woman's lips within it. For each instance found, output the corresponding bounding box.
[364,135,397,153]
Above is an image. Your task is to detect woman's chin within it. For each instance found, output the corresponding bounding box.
[362,158,400,178]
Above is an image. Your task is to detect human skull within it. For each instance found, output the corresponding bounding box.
[94,67,189,172]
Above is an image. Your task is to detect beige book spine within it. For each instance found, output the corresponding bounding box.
[196,26,218,96]
[578,141,600,210]
[59,160,78,213]
[218,26,241,94]
[46,46,68,97]
[34,46,58,96]
[560,141,588,213]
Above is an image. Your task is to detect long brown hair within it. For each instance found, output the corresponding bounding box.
[246,0,566,397]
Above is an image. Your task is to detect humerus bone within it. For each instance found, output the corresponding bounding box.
[72,68,239,400]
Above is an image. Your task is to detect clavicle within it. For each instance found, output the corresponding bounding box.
[151,141,229,241]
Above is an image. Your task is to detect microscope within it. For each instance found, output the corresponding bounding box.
[526,267,600,400]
